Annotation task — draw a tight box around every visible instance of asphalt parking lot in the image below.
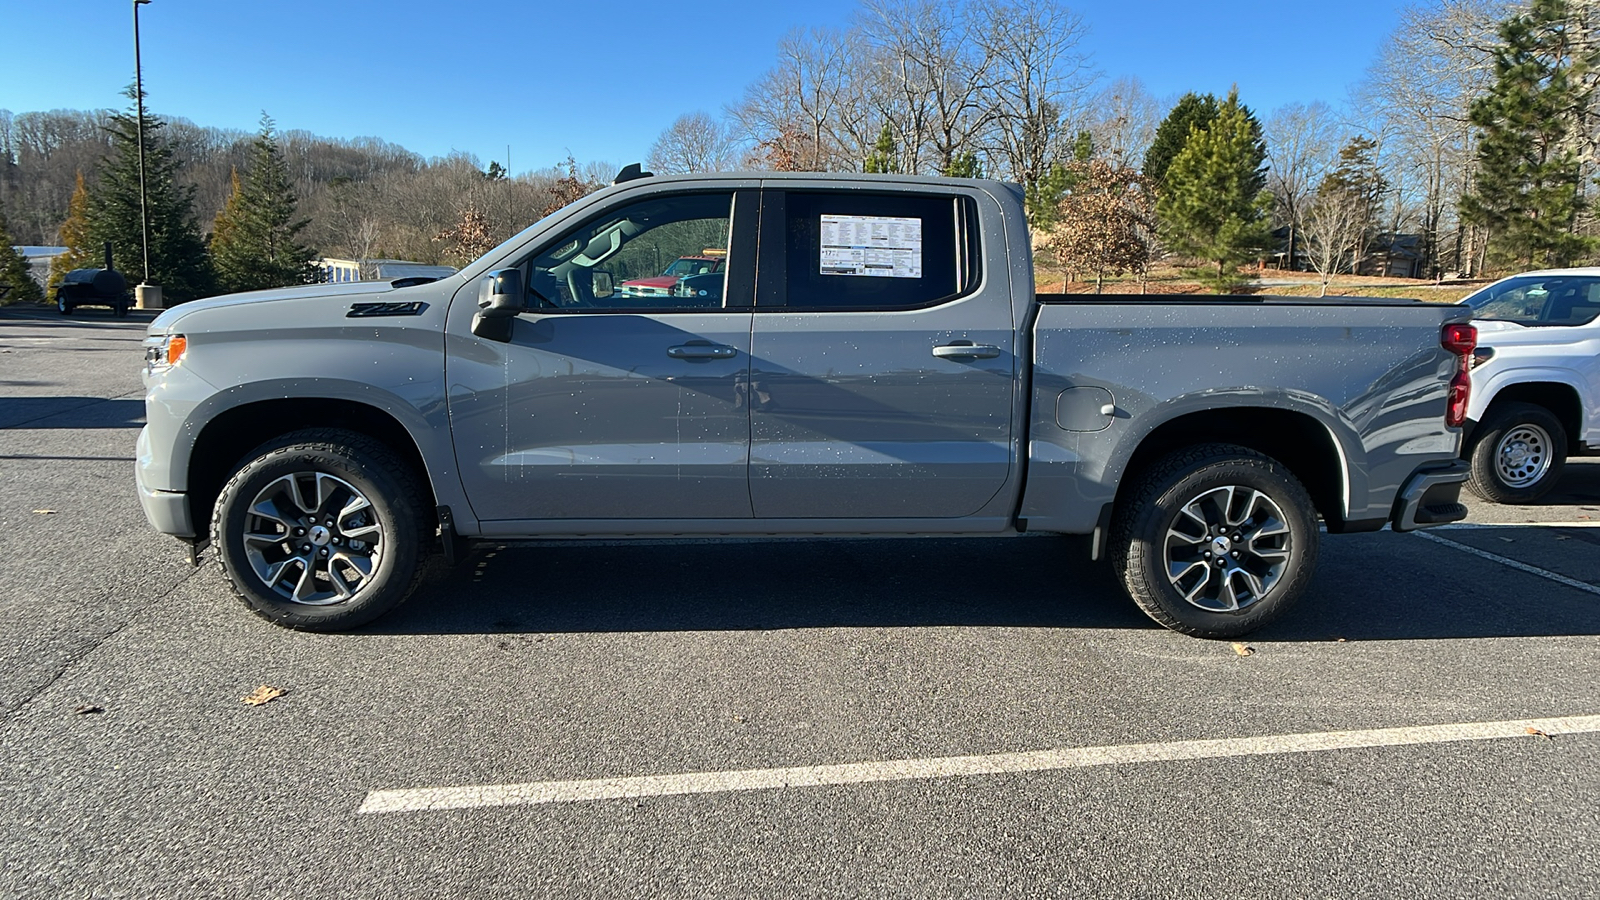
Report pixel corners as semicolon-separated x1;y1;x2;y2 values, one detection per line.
1;307;1596;899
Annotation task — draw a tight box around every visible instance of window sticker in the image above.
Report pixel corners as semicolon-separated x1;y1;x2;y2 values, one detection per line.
819;214;922;278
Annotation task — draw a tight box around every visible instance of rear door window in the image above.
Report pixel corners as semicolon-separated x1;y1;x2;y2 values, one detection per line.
769;191;976;310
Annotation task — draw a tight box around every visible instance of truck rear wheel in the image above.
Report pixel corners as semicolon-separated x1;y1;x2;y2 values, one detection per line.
1465;402;1566;504
57;294;72;316
210;429;430;631
1112;444;1320;638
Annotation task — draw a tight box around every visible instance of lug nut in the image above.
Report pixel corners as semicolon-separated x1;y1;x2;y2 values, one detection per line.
301;544;311;552
294;528;305;536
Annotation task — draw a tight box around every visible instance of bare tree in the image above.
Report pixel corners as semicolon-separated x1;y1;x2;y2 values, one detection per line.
1303;186;1371;295
648;112;743;174
861;0;999;174
731;28;853;171
1084;76;1163;165
1265;101;1344;271
1356;0;1506;276
977;0;1092;188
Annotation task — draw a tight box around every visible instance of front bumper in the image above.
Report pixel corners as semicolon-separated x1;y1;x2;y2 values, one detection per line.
1390;460;1470;532
136;427;195;537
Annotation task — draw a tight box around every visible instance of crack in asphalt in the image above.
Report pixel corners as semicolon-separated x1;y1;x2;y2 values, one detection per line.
0;564;203;723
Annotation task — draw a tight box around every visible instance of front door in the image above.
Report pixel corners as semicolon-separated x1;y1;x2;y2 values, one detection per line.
448;190;757;521
748;187;1016;519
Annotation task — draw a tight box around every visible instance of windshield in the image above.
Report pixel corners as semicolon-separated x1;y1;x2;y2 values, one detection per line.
1465;275;1600;327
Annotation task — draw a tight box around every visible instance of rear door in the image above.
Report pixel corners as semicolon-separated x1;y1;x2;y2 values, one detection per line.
748;186;1016;519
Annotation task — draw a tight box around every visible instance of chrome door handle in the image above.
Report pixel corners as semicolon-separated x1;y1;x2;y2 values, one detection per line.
932;343;1001;360
667;344;738;359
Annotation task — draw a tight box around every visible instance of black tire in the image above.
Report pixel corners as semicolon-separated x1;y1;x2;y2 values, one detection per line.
113;304;129;318
210;429;431;631
1111;443;1320;638
56;294;72;316
1465;402;1567;504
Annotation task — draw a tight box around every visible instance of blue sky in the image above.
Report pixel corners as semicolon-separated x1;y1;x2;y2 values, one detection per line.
2;0;1402;173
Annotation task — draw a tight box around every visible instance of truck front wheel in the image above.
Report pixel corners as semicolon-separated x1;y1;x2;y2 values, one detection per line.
1112;444;1320;638
210;429;430;631
1465;402;1566;504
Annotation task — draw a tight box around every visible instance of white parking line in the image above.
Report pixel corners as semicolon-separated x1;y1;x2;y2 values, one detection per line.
357;714;1600;814
1414;531;1600;598
1436;521;1600;529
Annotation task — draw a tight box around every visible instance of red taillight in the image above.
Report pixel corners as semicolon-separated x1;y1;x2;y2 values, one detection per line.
1442;323;1477;356
1447;370;1470;427
1441;323;1476;427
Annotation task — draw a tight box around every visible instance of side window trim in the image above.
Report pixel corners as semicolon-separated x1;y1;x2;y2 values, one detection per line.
753;188;982;312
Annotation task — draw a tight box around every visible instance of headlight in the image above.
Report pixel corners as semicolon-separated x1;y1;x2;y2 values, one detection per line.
144;333;187;370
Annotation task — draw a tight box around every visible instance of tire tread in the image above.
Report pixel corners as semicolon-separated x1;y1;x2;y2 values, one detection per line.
1111;443;1319;638
208;428;432;630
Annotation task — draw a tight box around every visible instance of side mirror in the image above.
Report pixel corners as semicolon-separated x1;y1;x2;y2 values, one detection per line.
472;268;524;341
592;271;613;299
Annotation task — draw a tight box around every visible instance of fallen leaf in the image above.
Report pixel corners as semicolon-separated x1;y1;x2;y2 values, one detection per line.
1336;637;1348;643
32;509;55;515
242;685;286;706
1526;727;1553;741
74;704;103;715
1231;642;1255;657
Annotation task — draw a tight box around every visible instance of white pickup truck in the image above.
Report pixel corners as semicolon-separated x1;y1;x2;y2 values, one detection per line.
1462;268;1600;502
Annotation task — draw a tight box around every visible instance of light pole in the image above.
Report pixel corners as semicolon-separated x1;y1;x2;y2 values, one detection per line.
132;0;162;309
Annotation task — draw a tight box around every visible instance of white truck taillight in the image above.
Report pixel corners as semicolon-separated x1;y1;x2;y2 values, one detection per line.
1441;323;1476;427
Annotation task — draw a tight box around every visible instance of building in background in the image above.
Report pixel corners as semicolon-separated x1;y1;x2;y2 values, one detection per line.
17;246;66;290
319;258;457;284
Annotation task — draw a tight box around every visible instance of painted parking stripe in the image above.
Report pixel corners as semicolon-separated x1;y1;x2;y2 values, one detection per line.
358;714;1600;814
1436;522;1600;530
1415;531;1600;598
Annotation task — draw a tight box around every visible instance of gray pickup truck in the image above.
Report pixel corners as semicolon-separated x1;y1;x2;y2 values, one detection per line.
137;171;1476;638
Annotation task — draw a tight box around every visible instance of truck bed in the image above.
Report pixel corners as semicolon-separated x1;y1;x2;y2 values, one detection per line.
1020;295;1472;534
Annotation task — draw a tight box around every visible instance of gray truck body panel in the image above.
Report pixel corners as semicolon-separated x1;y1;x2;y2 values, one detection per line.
137;173;1469;544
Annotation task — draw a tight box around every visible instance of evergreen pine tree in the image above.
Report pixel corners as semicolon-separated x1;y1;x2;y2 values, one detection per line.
88;87;214;302
1460;0;1597;270
211;116;318;294
48;172;98;290
1156;90;1273;291
1143;93;1220;188
1026;132;1095;229
864;124;899;174
0;200;44;305
943;151;982;178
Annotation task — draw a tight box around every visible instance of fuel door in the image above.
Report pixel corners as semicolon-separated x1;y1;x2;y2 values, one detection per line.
1056;386;1116;432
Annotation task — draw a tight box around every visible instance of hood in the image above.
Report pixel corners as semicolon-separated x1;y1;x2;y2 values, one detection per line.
621;275;680;288
147;280;400;333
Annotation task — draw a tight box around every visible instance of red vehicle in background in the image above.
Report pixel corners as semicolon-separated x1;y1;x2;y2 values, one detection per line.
619;255;724;299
